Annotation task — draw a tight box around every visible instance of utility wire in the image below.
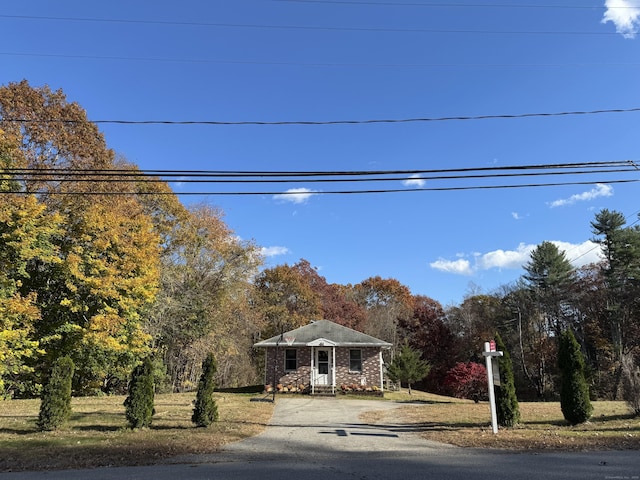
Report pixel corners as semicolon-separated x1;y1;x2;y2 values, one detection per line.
4;160;636;177
275;0;625;9
2;178;638;196
5;52;639;69
4;107;640;126
0;14;623;36
4;167;638;184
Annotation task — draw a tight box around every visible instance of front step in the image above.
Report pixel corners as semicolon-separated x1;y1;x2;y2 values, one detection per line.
310;385;336;397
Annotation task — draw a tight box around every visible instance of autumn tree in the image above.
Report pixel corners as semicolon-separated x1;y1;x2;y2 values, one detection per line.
446;294;506;362
0;129;61;397
444;362;488;402
571;263;615;398
400;295;459;394
354;276;414;350
149;204;262;391
254;260;322;339
0;81;163;394
591;209;640;397
292;259;366;330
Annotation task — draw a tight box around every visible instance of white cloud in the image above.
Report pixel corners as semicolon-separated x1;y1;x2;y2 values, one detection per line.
260;246;290;257
549;183;613;208
430;258;473;275
431;241;604;276
402;174;426;188
477;243;536;270
602;0;640;38
273;188;318;204
512;212;522;220
552;240;605;267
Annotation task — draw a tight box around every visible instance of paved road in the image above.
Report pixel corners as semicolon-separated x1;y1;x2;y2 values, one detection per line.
2;397;639;480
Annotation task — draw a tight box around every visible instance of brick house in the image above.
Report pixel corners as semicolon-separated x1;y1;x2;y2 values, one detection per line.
254;320;392;395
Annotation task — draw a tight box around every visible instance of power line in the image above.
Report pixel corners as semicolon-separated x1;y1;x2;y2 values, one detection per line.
276;0;618;9
3;161;637;197
4;107;640;127
4;160;636;177
0;14;623;36
5;52;639;69
2;178;638;196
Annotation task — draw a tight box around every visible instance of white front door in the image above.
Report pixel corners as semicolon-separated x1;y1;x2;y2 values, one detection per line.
316;349;330;385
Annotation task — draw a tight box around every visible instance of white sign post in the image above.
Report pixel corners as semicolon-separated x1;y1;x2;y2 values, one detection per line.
482;341;503;434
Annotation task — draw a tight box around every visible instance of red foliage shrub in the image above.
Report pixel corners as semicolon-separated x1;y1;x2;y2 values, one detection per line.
443;362;488;402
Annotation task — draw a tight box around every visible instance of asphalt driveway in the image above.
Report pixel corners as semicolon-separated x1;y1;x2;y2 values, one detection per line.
220;396;452;461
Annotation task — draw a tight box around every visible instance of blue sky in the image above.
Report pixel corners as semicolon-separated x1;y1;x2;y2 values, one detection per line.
2;0;640;306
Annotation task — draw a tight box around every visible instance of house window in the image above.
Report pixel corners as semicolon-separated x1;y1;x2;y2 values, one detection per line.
350;349;362;372
285;349;297;371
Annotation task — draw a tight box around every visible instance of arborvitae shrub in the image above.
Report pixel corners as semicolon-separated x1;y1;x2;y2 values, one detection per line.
494;333;520;427
558;330;593;425
192;352;219;427
124;357;155;429
37;356;75;431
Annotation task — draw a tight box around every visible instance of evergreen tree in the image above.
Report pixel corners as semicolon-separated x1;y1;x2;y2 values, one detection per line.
124;357;155;429
37;356;75;431
558;330;593;425
192;353;219;427
523;241;575;337
386;344;431;395
494;333;520;427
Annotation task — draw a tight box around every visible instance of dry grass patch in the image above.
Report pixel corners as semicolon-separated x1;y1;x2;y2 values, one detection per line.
0;393;273;472
364;390;640;451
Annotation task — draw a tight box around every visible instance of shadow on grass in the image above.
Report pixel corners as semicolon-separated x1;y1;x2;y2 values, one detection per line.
0;426;37;435
590;412;638;423
393;399;457;405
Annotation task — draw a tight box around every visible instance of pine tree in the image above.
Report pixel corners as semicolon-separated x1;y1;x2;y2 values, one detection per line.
558;330;593;425
494;333;520;427
124;357;155;429
37;356;75;431
192;353;219;427
386;344;431;395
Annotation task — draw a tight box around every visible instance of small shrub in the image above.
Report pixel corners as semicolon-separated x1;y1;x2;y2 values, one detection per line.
124;357;155;429
494;333;520;427
444;362;488;402
37;356;75;431
386;344;431;395
192;353;219;427
558;330;593;425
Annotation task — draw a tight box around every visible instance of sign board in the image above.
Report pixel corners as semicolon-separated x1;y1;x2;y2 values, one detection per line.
491;357;501;387
489;340;496;352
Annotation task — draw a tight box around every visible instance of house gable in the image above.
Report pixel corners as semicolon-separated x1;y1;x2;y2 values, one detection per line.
254;319;392;349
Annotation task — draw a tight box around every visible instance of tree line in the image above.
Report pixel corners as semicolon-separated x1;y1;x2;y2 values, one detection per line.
1;81;639;411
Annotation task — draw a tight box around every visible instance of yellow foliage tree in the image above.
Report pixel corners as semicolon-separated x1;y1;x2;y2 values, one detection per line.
0;129;61;397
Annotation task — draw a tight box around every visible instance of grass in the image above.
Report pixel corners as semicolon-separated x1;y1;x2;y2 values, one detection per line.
2;390;639;472
0;392;274;472
363;389;640;451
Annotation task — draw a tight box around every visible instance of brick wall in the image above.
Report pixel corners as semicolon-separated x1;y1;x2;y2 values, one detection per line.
264;346;383;388
335;347;382;387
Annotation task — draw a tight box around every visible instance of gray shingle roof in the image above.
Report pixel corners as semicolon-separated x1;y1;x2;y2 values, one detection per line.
253;320;392;348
